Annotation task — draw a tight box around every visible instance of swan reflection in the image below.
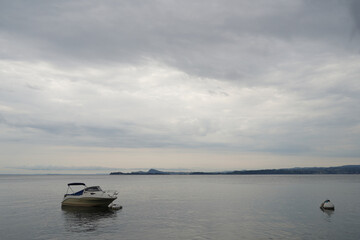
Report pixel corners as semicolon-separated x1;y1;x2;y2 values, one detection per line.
62;206;117;232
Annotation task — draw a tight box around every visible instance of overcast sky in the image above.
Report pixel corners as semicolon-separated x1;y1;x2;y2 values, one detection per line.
1;0;360;173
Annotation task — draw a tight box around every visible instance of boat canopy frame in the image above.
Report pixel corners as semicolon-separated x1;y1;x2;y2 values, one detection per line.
67;182;86;186
65;183;87;197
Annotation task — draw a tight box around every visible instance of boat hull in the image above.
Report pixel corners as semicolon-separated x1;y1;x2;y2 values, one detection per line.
62;197;117;207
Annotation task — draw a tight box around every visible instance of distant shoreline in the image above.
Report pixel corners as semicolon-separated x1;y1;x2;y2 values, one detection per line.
110;165;360;175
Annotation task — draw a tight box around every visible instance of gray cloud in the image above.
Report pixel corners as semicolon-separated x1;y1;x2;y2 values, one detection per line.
350;0;360;36
0;0;359;171
1;1;357;70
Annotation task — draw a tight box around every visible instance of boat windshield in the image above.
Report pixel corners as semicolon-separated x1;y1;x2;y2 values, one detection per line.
84;186;102;192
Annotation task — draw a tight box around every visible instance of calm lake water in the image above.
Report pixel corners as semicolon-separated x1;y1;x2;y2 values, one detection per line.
0;174;359;240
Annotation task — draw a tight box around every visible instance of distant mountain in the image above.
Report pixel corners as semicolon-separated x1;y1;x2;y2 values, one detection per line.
110;169;175;175
109;165;360;175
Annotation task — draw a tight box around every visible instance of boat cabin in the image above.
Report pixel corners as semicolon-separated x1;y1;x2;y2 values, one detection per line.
64;183;103;197
84;186;103;192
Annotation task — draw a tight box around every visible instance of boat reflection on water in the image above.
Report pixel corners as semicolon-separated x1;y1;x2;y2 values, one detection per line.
62;206;117;233
320;208;334;222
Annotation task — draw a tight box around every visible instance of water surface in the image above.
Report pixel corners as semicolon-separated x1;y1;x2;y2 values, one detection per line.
0;175;359;239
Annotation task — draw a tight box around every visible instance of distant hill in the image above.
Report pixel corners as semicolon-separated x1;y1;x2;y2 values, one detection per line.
229;165;360;175
110;165;360;175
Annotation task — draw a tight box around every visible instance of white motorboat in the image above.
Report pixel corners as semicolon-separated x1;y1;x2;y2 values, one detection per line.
62;183;118;207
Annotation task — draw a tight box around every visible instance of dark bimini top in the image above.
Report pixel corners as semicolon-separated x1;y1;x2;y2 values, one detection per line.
67;182;86;186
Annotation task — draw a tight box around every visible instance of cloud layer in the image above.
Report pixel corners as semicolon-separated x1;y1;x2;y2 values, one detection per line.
1;0;360;171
